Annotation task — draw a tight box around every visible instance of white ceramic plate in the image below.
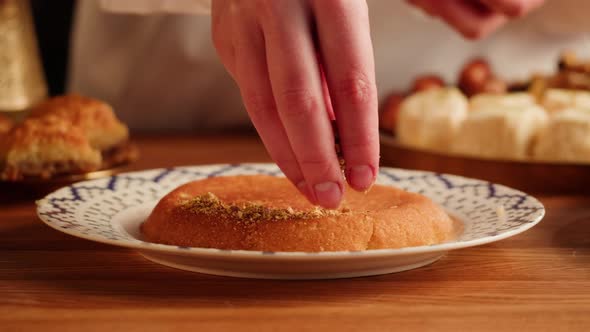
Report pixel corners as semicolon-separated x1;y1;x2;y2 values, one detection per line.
36;163;545;279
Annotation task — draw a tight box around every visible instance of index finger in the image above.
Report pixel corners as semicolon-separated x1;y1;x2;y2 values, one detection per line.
261;1;345;208
479;0;544;17
408;0;507;39
311;0;379;192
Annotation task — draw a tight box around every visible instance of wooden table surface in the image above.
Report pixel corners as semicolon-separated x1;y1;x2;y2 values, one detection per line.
1;135;589;331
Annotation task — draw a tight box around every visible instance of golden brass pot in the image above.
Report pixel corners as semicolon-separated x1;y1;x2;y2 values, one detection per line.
0;0;47;116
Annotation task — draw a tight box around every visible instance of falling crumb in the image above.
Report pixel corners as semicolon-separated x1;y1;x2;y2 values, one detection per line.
334;141;346;174
338;156;346;173
362;184;375;194
496;205;507;225
179;192;351;222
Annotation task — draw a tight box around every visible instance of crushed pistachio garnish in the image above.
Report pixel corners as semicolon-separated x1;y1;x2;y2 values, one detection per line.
335;142;346;173
179;192;349;222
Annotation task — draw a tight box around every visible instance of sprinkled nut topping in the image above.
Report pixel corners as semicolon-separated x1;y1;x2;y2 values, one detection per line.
179;192;349;222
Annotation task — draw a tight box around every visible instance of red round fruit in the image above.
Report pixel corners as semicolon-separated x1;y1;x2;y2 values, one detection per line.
459;58;493;96
379;92;405;133
411;75;445;93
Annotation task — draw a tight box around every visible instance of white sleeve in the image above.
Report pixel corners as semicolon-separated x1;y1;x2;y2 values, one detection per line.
98;0;211;15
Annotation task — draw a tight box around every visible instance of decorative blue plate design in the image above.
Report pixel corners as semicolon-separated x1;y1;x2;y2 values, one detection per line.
36;163;544;258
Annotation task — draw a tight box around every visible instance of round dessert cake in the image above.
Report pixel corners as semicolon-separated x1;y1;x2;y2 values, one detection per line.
141;175;455;252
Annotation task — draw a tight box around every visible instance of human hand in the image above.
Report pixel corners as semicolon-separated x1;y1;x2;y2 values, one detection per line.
408;0;544;39
212;0;378;208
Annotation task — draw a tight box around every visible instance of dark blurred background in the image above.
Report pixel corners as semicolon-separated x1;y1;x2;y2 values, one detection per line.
31;0;75;96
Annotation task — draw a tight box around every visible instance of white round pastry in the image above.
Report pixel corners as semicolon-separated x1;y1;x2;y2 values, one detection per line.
396;88;468;152
470;92;536;112
452;101;548;160
533;108;590;163
542;89;590;113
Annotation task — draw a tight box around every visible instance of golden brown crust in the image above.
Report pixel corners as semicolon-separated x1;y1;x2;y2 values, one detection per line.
0;113;13;135
0;95;135;180
0;115;102;180
142;175;455;252
29;94;129;151
0;114;13;166
100;141;140;169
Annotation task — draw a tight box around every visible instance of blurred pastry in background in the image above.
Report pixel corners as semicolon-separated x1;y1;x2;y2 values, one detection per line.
379;74;446;133
470;93;536;112
452;98;547;160
1;115;102;180
0;114;15;172
28;94;129;151
383;51;590;165
1;94;137;181
534;108;590;163
410;74;445;93
541;89;590;113
397;88;468;153
0;114;13;133
520;51;590;99
552;51;590;91
0;114;13;135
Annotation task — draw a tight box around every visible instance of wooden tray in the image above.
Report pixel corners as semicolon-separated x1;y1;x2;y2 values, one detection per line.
380;133;590;195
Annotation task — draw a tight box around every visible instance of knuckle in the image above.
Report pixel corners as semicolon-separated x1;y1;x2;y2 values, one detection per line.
335;72;376;107
462;26;486;40
506;1;527;17
278;88;317;120
242;91;276;121
274;157;302;179
256;0;283;20
298;157;336;179
315;0;345;11
274;156;299;169
314;0;368;15
508;2;526;17
341;134;378;155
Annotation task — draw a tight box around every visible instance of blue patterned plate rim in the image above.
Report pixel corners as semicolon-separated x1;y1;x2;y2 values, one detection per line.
36;163;545;258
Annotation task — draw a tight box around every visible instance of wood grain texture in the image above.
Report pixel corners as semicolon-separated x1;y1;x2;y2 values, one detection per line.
1;135;589;332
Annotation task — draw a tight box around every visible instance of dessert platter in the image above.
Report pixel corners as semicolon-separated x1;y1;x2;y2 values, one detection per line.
379;52;590;194
36;163;544;279
0;95;138;193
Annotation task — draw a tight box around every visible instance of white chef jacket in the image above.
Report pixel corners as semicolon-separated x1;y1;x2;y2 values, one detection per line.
68;0;590;131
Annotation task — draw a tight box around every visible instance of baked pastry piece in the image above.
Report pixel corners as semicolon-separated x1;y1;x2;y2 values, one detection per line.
0;113;13;135
142;175;456;252
28;94;129;151
397;88;468;152
541;89;590;113
533;108;590;163
0;115;102;180
452;100;548;160
470;92;536;112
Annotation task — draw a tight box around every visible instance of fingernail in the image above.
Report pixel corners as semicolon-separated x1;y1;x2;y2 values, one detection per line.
313;182;342;209
348;165;375;191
